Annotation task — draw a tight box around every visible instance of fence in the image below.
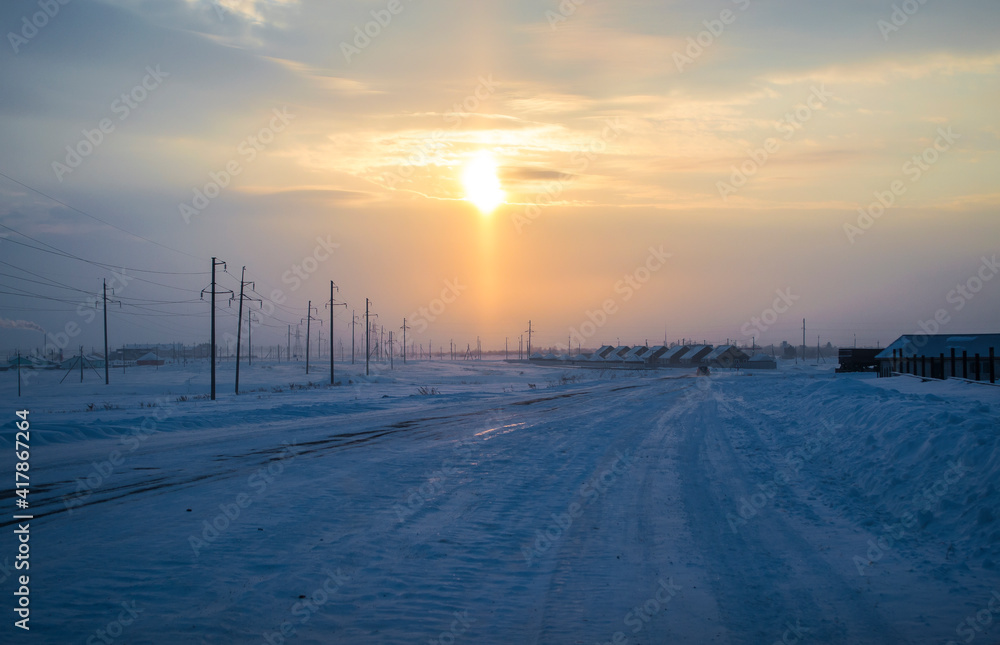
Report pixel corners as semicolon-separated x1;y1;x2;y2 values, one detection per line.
880;347;997;384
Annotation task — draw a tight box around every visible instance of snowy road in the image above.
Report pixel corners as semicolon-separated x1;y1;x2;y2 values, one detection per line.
7;364;1000;643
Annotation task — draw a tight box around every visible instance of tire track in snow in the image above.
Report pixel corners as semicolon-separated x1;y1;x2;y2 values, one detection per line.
675;380;904;643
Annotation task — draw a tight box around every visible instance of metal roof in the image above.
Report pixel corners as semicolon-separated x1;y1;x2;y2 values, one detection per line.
875;334;1000;360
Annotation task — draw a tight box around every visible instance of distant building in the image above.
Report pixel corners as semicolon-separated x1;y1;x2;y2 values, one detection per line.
836;348;881;373
136;352;165;366
593;346;615;359
705;345;749;368
746;354;777;370
656;345;690;367
624;346;649;361
681;345;714;366
876;334;999;382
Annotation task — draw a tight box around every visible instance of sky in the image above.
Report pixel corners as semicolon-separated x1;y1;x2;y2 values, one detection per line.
0;0;998;356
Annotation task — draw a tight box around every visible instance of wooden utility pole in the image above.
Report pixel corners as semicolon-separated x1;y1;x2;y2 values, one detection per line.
326;281;346;385
248;310;256;366
401;318;410;364
235;267;246;393
103;280;110;384
526;321;533;357
200;257;229;400
234;267;260;394
302;301;320;375
802;318;806;364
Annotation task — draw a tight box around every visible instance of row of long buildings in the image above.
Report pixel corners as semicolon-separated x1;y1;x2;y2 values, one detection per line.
527;344;777;369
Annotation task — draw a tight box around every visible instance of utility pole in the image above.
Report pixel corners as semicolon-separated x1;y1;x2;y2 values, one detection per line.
363;299;377;376
400;318;410;364
248;311;259;366
390;331;394;369
802;318;806;364
103;279;109;384
234;267;261;394
325;281;347;385
200;257;230;401
526;321;533;357
302;301;320;375
102;279;120;385
351;310;357;365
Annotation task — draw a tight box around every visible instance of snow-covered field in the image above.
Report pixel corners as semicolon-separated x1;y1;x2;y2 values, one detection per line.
2;359;999;644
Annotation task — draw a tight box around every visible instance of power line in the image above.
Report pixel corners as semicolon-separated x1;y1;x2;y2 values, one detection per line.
0;224;208;275
0;169;205;261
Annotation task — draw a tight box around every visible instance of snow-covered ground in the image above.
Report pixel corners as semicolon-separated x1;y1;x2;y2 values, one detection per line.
2;359;999;643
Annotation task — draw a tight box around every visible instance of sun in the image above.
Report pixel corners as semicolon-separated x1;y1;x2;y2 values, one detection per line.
462;151;505;214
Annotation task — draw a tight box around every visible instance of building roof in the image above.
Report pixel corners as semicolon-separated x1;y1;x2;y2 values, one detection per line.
625;346;649;358
612;346;631;357
644;345;670;359
594;345;615;358
875;334;1000;360
706;345;749;361
137;351;161;361
659;345;689;360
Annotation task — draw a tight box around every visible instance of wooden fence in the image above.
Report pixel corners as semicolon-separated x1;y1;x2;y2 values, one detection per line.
880;346;997;384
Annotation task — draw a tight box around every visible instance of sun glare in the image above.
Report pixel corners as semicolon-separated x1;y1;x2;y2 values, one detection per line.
462;151;505;214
